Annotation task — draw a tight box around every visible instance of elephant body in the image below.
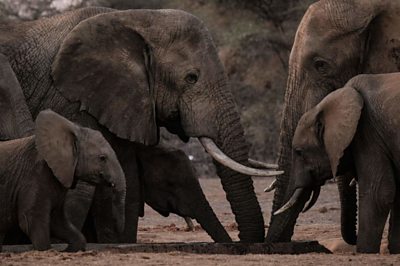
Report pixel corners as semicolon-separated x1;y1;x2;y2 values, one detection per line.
0;110;126;252
0;7;275;243
137;145;232;243
268;0;400;242
282;73;400;253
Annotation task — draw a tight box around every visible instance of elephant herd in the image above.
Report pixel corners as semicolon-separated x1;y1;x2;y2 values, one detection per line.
1;0;400;255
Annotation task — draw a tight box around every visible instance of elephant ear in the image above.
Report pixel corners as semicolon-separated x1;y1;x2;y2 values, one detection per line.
317;87;364;177
51;14;157;145
35;110;79;188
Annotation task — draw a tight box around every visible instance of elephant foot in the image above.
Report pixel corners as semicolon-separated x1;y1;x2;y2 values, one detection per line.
63;242;86;252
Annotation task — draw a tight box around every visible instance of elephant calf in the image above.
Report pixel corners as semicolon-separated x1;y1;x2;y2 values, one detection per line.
275;73;400;253
0;110;126;252
136;145;232;243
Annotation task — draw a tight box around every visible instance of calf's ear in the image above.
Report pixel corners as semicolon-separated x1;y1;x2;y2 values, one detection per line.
35;110;79;188
317;87;364;177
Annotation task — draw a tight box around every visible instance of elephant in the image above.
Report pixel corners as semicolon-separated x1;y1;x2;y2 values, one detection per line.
275;72;400;253
79;145;232;243
0;109;126;252
267;0;400;243
0;7;281;243
137;145;232;242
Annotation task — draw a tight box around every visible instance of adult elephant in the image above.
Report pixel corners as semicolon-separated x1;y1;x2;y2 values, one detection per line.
267;0;400;243
0;7;280;243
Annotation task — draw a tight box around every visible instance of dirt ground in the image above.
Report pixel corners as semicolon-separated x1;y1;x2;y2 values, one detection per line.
1;178;400;265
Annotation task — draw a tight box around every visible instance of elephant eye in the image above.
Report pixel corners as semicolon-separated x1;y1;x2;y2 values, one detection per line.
184;72;199;84
313;58;331;76
294;148;303;157
99;154;107;162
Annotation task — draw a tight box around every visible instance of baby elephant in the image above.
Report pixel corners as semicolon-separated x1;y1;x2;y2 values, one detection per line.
275;73;400;253
0;110;126;252
137;145;232;243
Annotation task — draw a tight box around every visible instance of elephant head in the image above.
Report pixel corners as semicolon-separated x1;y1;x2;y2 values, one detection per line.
268;0;400;242
137;145;231;243
275;86;363;243
35;109;126;234
51;9;281;242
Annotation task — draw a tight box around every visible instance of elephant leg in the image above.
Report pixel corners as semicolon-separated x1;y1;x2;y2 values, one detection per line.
0;231;4;252
388;187;400;254
356;152;395;253
18;212;51;251
0;53;34;138
51;205;86;252
64;181;96;231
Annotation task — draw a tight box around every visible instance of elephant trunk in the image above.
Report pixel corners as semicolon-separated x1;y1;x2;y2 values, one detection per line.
337;173;357;245
193;190;232;243
266;66;311;242
111;171;127;234
212;104;265;242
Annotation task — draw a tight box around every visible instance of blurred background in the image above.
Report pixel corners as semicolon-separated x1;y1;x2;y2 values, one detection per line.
0;0;315;177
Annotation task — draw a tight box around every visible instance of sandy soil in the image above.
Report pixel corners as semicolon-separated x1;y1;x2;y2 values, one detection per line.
1;178;400;265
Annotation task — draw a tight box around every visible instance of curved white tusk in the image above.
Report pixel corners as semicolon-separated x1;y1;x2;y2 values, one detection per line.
349;178;357;187
248;158;279;169
199;137;284;177
302;186;321;213
264;179;277;192
273;188;304;215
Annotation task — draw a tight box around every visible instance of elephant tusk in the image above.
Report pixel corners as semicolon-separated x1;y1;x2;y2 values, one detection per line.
273;188;304;215
302;186;321;213
248;158;279;169
349;178;357;187
199;137;284;177
264;179;277;192
184;217;195;231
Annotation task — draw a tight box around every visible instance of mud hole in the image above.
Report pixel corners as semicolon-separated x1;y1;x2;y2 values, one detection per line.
1;178;400;265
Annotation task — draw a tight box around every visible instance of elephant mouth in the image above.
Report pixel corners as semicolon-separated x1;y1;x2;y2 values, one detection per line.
158;114;190;142
159;112;283;177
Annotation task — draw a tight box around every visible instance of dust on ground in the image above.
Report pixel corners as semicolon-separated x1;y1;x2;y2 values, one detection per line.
1;178;400;265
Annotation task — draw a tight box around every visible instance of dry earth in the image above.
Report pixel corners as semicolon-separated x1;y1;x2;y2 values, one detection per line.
1;178;400;265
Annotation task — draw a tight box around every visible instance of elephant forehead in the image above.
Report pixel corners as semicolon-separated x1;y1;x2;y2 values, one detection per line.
80;129;111;152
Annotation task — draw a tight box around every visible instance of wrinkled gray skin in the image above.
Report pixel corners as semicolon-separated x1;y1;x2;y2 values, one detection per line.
0;110;126;252
287;73;400;253
0;8;263;242
137;145;232;243
268;0;400;243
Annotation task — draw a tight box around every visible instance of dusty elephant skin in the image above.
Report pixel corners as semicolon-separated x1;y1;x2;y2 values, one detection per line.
0;110;126;252
0;7;281;243
279;73;400;253
267;0;400;243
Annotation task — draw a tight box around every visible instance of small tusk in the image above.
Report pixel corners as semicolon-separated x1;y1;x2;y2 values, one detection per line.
199;137;284;177
302;186;321;213
184;217;195;231
274;188;304;215
264;179;277;192
349;178;357;187
248;158;279;169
